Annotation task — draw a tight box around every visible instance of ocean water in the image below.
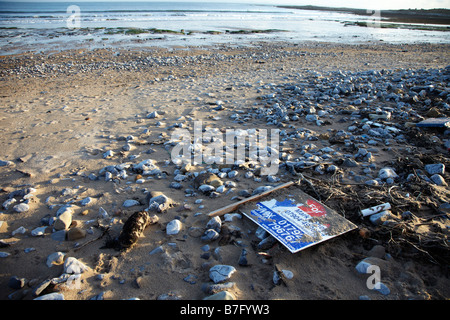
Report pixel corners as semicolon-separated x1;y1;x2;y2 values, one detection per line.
0;1;448;54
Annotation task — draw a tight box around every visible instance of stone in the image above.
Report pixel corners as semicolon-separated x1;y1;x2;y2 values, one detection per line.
64;257;89;274
67;227;86;241
13;203;29;213
3;198;16;210
46;252;65;267
123;199;140;208
53;209;72;231
31;226;47;237
166;219;182;235
147;191;175;212
374;282;390;295
9;276;26;289
430;174;447;186
198;184;215;194
201;229;220;242
425;163;445;175
80;197;92;206
378;168;398;180
209;265;236;283
34;293;65;300
206;216;222;232
369;210;394;225
193;172;223;188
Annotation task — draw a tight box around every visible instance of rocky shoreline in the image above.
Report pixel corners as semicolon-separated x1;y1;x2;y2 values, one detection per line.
0;42;449;300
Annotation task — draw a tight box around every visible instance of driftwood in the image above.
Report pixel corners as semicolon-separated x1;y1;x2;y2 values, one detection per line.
208;181;295;217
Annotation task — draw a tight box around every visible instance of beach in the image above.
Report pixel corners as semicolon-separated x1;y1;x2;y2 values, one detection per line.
0;40;449;301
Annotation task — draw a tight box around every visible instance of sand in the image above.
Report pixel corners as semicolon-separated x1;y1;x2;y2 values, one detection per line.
0;42;449;301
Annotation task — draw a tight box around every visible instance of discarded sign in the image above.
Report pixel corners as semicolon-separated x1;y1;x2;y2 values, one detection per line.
242;189;357;253
416;118;450;128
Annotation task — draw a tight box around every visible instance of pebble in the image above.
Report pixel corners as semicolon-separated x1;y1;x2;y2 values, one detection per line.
53;208;73;231
374;282;391;295
209;265;236;283
46;251;65;267
430;174;447;186
13;203;30;213
31;226;47;237
64;257;89;274
122;199;140;208
34;293;65;300
166;219;182;235
378;168;398;180
67;227;86;241
201;229;220;242
425;163;445;175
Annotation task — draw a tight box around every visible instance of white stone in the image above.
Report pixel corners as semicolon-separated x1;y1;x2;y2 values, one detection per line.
166;219;182;235
209;265;236;284
64;257;89;274
13;203;30;213
47;252;66;267
123;199;140;208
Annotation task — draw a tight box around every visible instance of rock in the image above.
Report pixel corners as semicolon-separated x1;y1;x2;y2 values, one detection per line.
67;227;86;241
378;168;398;180
32;279;53;297
103;150;114;159
203;291;236;300
31;226;47;237
206;216;222;232
46;252;65;267
12;226;26;236
53;209;73;231
209;265;236;283
80;197;92;206
342;159;358;167
13;203;29;213
369;210;395;225
0;160;14;167
198;184;215;194
64;257;89;274
425;163;445;175
3;198;16;210
51;230;66;241
252;185;273;196
123;199;140;208
238;249;248;266
193;172;223;188
9;276;26;289
0;252;11;258
201;229;220;242
166;219;182;235
374;282;390;295
147;191;176;212
430;174;447;186
34;292;65;300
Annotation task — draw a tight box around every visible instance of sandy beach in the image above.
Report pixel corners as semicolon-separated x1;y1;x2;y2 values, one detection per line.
0;41;449;301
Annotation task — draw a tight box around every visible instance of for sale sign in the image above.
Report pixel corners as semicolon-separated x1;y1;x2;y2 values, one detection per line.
243;190;357;253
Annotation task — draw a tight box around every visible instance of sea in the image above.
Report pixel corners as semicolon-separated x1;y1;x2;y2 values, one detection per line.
0;1;449;55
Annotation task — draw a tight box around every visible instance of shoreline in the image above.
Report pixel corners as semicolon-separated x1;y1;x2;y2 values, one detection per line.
0;41;449;301
278;6;450;25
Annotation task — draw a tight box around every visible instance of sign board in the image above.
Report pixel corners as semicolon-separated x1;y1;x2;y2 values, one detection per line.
242;190;357;253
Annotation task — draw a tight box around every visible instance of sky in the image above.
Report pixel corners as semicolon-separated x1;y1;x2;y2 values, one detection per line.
0;0;449;10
